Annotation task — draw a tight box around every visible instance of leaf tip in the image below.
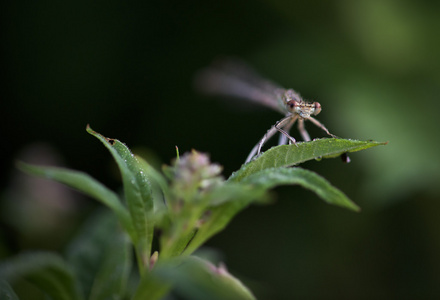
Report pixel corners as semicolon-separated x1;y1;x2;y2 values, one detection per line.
352;205;362;213
175;145;180;160
86;124;95;134
15;160;27;172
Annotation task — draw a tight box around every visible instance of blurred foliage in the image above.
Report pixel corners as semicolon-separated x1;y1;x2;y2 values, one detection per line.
1;0;440;299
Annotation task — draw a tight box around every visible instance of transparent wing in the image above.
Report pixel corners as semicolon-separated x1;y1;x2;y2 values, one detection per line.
194;58;286;114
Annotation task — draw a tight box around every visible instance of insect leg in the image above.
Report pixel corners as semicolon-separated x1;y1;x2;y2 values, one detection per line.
278;115;297;145
307;117;338;138
245;115;296;163
297;118;311;141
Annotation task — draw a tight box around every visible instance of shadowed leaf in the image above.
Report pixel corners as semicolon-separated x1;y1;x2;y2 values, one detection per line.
0;281;20;300
241;167;360;211
66;211;132;300
17;162;134;239
153;256;255;300
0;253;80;300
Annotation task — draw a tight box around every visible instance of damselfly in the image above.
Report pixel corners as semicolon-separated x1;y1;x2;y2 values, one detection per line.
195;59;339;163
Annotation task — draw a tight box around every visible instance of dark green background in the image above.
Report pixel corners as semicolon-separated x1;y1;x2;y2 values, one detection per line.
2;0;440;299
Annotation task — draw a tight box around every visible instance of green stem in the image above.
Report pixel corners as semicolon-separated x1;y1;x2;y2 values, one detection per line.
135;235;153;276
135;245;146;276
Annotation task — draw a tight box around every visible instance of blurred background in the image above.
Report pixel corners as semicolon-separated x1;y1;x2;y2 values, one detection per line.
1;0;440;299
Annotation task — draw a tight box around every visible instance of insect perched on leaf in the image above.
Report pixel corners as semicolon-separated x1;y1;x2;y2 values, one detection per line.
195;59;340;163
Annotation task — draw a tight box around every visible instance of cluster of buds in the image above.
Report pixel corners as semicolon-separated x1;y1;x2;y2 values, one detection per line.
165;150;224;207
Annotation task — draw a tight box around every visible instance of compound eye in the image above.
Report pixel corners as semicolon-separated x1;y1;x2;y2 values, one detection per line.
287;100;298;111
313;102;322;115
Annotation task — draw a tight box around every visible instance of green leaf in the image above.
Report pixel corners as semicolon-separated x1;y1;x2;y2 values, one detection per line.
66;210;132;300
160;183;267;258
17;162;135;240
89;231;132;300
241;167;360;211
182;184;267;256
204;182;269;207
183;138;377;253
132;272;170;300
0;252;80;300
135;155;170;218
87;125;154;271
229;138;387;182
0;280;20;300
153;256;255;300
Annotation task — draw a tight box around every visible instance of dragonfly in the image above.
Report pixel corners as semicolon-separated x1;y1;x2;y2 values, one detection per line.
195;59;342;163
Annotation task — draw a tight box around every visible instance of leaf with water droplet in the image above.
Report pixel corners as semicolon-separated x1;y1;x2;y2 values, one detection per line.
229;138;387;182
87;125;154;270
